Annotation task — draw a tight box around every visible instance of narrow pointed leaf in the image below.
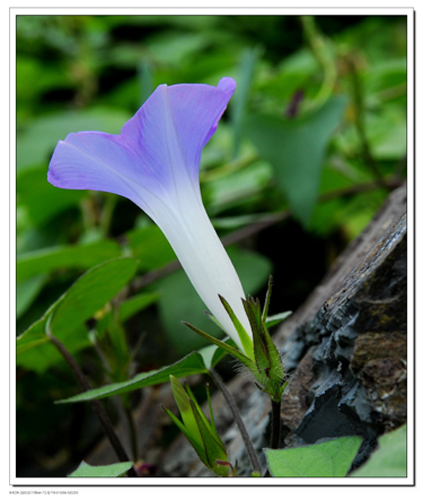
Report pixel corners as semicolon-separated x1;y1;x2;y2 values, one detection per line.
182;321;255;370
17;258;137;373
190;401;228;475
57;352;207;403
162;406;209;467
261;275;273;322
265;311;292;329
170;376;203;447
184;383;217;440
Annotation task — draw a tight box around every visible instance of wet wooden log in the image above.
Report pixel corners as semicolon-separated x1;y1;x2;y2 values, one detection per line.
161;182;407;476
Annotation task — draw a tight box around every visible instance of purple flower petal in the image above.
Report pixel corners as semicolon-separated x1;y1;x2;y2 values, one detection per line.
48;78;236;215
48;131;159;210
120;77;236;186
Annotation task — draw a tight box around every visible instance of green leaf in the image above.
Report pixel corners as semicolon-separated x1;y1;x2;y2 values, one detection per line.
197;344;220;370
17;324;90;375
162;404;210;469
147;31;210;66
118;292;161;322
265;436;362;477
265;311;292;329
245;96;347;226
17;166;85;226
49;258;137;339
190;399;228;475
231;47;260;158
16;275;47;319
205;160;273;215
17;240;123;282
57;352;208;403
69;460;133;478
17;56;70;110
163;404;206;457
367;109;407;161
352;425;407;477
17;258;138;373
17;307;90;375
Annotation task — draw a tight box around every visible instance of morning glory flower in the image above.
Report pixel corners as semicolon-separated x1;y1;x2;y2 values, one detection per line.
48;77;253;352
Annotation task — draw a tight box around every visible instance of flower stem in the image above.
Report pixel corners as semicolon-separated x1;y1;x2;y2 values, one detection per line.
300;15;336;109
124;404;138;463
270;399;282;449
344;53;389;190
208;368;262;475
46;330;138;477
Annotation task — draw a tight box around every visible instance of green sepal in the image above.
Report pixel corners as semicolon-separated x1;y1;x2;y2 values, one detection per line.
243;298;270;374
261;275;273;323
182;321;255;372
243;289;285;402
264;323;284;381
204;311;224;330
218;295;254;360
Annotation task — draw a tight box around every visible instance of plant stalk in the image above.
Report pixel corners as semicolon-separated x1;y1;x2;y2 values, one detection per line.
270;399;282;449
345;54;389;190
208;368;262;475
124;405;139;463
46;330;138;477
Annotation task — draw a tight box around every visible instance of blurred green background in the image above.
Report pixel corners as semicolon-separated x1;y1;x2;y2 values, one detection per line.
16;14;407;476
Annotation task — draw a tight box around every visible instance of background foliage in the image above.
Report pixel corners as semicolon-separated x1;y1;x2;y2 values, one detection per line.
15;14;407;476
